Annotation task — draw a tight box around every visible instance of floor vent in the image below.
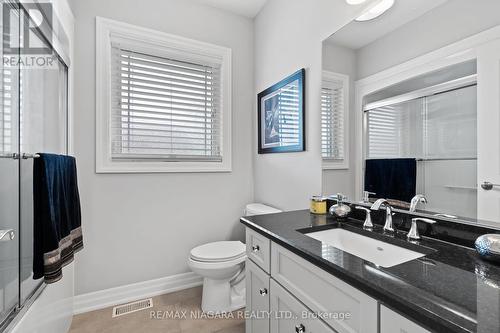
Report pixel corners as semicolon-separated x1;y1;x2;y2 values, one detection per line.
112;298;153;318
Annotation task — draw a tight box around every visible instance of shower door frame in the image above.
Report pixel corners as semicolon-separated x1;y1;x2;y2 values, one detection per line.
0;0;70;331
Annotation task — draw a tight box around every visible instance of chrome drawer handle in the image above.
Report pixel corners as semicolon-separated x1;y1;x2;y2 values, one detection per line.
252;245;260;252
295;324;305;333
259;288;268;296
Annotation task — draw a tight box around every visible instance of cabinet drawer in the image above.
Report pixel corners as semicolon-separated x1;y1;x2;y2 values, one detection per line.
271;243;377;333
246;227;271;273
246;259;270;333
380;306;430;333
270;279;338;333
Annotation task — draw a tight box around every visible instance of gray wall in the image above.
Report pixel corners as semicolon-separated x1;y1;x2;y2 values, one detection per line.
321;42;357;198
253;0;372;211
69;0;254;295
357;0;500;79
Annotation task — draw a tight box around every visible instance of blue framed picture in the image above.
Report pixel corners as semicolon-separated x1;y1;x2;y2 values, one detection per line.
258;69;305;154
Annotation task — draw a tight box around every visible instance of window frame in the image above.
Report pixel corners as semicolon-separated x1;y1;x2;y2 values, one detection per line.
96;17;232;173
321;71;349;170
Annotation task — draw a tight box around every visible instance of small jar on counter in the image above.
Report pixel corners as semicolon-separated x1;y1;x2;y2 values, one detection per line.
310;196;327;214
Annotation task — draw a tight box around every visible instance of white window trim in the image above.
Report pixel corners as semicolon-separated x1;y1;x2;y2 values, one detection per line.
322;71;350;170
95;17;232;173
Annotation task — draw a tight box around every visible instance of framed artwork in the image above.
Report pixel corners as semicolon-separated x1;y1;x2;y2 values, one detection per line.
257;68;305;154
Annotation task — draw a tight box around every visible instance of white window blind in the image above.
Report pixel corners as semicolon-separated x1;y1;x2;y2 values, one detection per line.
321;78;345;160
111;46;222;162
366;85;476;160
0;68;13;153
366;99;422;159
366;106;400;159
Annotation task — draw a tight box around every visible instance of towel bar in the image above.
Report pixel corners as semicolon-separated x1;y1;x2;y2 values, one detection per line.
0;153;40;159
0;153;19;159
21;153;40;159
481;182;500;191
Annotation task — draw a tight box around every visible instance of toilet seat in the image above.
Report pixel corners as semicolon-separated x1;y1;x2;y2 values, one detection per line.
190;241;246;263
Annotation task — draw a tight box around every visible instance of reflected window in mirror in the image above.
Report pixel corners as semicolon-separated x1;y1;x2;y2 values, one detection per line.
321;71;349;169
0;67;16;155
363;64;477;218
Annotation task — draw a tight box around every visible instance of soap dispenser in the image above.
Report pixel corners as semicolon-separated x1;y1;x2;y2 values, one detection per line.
329;193;351;219
363;191;376;203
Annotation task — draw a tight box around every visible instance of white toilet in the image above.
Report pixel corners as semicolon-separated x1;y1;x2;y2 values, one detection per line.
188;203;281;313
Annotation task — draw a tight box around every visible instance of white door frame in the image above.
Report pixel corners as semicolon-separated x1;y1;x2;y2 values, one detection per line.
353;25;500;203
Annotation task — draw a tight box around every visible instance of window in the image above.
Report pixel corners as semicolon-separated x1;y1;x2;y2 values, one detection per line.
365;85;476;160
0;67;14;154
366;99;423;159
96;17;231;173
321;71;349;169
111;48;221;161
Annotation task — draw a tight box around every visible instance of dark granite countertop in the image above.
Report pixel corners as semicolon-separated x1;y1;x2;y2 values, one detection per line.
240;210;500;333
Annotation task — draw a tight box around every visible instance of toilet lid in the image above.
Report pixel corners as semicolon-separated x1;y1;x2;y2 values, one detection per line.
190;241;246;262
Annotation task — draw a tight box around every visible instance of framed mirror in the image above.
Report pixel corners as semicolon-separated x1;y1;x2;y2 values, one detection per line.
321;0;500;225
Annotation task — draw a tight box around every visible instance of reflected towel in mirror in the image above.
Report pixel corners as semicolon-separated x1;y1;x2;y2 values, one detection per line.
364;158;416;203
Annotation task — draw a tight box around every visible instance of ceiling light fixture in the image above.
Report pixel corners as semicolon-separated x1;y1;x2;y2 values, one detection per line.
345;0;368;4
355;0;395;21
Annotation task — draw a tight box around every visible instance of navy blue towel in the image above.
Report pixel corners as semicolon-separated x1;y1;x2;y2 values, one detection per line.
364;158;417;203
33;153;83;283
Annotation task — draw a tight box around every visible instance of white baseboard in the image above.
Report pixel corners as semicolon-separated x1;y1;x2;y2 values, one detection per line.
73;272;202;315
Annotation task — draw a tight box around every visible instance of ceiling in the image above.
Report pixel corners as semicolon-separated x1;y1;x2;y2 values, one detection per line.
189;0;269;18
327;0;449;50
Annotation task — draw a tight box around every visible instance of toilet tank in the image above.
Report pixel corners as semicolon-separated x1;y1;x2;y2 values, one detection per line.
245;203;282;216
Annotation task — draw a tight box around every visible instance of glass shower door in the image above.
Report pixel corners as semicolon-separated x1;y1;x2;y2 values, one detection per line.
19;57;68;304
0;0;20;325
18;8;69;303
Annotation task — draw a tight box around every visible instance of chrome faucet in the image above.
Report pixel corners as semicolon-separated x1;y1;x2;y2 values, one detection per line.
370;199;395;233
407;218;436;241
355;206;373;229
410;194;427;213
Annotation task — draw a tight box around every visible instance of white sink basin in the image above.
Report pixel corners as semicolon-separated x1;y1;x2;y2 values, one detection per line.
305;228;426;268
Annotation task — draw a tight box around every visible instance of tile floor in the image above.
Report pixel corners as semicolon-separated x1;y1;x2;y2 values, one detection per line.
69;287;245;333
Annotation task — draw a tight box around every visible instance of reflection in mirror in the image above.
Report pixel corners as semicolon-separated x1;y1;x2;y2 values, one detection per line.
363;62;477;218
321;0;500;222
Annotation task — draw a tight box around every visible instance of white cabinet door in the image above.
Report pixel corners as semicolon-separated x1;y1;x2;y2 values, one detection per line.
380;306;430;333
270;279;337;333
246;259;270;333
271;243;378;333
477;39;500;222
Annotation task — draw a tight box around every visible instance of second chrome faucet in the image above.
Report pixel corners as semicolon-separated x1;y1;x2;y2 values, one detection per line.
410;194;427;212
370;199;395;233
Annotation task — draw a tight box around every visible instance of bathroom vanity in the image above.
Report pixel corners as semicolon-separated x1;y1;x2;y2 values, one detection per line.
241;2;500;332
241;210;500;333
